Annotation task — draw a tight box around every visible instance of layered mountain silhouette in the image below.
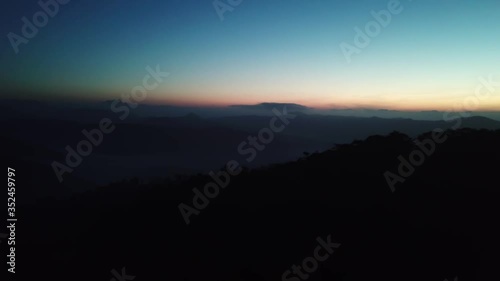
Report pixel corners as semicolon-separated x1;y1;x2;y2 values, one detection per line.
3;100;500;189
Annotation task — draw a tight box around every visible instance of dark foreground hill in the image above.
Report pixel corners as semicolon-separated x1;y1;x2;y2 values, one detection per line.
17;129;500;280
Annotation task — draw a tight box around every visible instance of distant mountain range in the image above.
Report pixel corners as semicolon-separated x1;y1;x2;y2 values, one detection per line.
3;99;500;201
3;99;500;121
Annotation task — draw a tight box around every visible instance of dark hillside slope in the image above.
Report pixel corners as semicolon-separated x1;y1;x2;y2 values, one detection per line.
20;129;500;281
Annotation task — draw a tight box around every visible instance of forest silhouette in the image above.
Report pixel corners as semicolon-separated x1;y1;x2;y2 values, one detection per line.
16;128;500;281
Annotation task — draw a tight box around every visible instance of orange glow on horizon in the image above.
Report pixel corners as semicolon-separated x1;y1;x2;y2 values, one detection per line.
145;95;500;112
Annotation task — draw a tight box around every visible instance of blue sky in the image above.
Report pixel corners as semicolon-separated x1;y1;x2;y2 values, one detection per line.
1;0;499;110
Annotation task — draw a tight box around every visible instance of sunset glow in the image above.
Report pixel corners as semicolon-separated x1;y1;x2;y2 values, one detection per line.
2;0;499;111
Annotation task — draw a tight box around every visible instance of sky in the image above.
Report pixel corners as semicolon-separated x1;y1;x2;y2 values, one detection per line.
1;0;500;110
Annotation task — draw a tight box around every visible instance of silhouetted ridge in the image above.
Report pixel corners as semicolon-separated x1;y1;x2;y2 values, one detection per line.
19;129;500;281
